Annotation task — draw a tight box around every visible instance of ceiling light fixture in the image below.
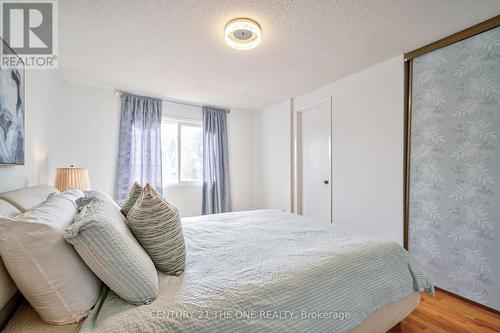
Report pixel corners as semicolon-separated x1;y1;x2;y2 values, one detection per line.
224;18;261;50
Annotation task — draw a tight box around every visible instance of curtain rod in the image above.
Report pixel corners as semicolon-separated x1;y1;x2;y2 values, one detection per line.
114;89;230;113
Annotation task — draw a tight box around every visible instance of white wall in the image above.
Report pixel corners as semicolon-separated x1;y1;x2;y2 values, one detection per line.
259;55;404;244
258;99;292;212
60;81;121;195
0;70;64;193
299;55;404;244
57;85;260;217
2;55;404;243
334;56;403;244
228;109;260;212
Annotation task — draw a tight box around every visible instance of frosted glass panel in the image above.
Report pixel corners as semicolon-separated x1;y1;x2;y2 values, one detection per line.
408;26;500;310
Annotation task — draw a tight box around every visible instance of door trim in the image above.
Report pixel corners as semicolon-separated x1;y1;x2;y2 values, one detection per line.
292;97;333;222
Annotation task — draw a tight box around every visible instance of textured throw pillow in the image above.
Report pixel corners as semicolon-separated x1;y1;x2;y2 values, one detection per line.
64;195;159;305
120;182;143;215
0;188;101;325
126;184;186;275
76;190;121;211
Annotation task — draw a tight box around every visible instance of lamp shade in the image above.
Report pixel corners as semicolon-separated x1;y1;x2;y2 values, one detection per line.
55;167;91;192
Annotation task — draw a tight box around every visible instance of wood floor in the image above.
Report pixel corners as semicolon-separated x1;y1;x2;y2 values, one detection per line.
387;290;500;333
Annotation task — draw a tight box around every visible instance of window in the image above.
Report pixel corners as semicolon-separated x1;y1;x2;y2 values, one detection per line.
161;118;203;185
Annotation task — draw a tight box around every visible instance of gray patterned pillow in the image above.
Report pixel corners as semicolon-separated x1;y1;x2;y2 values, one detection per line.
76;190;120;211
64;196;159;305
126;184;186;275
121;182;143;215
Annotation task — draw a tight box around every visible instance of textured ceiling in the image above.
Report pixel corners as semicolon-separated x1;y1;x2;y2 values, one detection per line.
59;1;500;110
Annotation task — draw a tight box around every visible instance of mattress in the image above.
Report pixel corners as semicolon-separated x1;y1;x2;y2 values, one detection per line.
2;293;420;333
3;210;433;332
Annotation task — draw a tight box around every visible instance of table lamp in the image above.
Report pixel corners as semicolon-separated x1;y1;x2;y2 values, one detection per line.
54;166;91;192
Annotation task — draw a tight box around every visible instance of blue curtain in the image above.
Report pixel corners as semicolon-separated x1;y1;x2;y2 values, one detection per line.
202;106;231;215
115;94;163;203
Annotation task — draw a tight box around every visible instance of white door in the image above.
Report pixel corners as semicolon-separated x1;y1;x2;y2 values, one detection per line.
299;100;332;222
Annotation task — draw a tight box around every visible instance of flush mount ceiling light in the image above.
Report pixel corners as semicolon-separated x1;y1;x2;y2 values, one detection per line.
224;18;261;50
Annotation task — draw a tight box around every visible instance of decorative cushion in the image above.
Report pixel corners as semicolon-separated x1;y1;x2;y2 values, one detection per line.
126;184;186;275
0;185;58;212
120;182;143;215
0;200;22;320
76;190;120;211
0;258;17;310
64;195;159;305
0;199;21;218
0;188;101;325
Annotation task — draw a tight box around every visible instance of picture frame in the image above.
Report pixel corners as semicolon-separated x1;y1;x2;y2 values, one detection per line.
0;36;25;165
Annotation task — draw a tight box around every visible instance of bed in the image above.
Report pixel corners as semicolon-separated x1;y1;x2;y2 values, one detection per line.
0;185;433;333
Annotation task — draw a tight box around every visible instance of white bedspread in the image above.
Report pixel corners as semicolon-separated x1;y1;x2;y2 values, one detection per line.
80;210;433;333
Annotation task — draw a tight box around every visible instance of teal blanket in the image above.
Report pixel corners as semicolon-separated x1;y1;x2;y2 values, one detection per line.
81;210;434;333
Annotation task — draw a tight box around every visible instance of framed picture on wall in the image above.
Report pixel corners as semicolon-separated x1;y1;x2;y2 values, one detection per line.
0;37;25;165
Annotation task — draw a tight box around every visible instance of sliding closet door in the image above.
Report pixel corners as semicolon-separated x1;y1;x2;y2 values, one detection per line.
408;26;500;311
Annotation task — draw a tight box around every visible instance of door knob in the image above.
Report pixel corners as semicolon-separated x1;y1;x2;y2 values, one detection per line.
324;180;329;184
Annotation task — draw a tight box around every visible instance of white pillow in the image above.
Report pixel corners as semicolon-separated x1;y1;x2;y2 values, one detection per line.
0;188;101;325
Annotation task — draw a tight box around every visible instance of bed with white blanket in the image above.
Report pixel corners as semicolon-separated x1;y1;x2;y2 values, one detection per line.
0;186;434;333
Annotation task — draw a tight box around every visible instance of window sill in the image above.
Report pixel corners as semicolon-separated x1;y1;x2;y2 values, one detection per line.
164;182;202;189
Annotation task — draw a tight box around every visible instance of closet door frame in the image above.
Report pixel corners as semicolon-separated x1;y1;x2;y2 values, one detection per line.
403;15;500;314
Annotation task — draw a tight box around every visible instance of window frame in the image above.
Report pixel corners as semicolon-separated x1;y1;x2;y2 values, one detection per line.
162;116;203;187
